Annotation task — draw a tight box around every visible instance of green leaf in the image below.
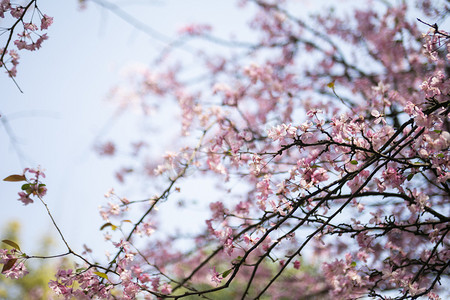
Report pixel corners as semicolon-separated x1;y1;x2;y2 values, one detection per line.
1;258;17;273
2;239;20;251
433;130;442;133
327;81;335;89
350;261;357;267
407;173;414;181
350;160;358;165
232;256;243;265
437;153;444;158
3;175;26;182
93;271;109;280
21;183;30;191
222;269;233;278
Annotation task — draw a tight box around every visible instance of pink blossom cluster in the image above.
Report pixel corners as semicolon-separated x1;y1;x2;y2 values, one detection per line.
95;141;116;156
0;0;53;77
322;253;368;299
85;2;448;296
3;0;450;299
267;123;297;142
48;269;113;299
15;167;47;205
0;248;28;279
99;189;129;222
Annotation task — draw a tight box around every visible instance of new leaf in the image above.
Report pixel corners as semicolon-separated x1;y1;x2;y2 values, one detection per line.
3;175;26;182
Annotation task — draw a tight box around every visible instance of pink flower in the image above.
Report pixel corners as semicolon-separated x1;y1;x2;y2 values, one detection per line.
371;110;386;124
310;168;329;184
300;167;329;187
18;191;33;205
96;141;116;156
293;260;301;269
56;269;74;286
7;66;17;77
35;34;48;50
24;23;38;31
138;273;151;283
10;6;24;18
151;277;160;291
256;174;272;210
160;282;172;295
120;269;132;282
25;167;46;179
0;249;9;263
40;15;53;30
217;227;234;255
48;280;73;296
3;261;29;279
14;40;27;50
382;167;405;189
306;109;323;118
267;124;297;141
235;201;249;215
205;219;216;235
0;0;11;18
243;233;252;244
210;267;223;285
210;201;226;219
123;281;140;299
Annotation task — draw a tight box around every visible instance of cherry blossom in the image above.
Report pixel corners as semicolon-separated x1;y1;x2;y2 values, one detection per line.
0;0;53;79
2;0;449;299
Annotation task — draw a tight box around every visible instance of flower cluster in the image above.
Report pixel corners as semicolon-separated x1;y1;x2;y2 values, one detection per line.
0;0;53;77
0;247;28;279
3;0;450;299
48;269;113;299
4;167;47;205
